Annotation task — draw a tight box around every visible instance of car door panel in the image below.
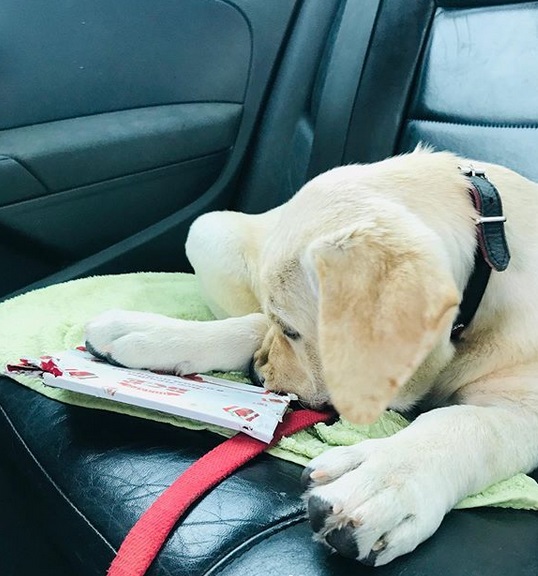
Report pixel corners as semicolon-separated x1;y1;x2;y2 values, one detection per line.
0;0;300;298
0;0;251;127
0;150;228;260
0;104;242;193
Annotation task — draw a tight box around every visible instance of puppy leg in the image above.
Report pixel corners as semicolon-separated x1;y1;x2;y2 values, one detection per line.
85;209;278;373
85;310;268;374
302;369;538;566
186;209;279;319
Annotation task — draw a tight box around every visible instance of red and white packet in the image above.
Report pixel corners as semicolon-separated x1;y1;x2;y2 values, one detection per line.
5;348;296;443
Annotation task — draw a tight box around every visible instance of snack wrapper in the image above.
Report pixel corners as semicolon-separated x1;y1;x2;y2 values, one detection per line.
5;348;295;443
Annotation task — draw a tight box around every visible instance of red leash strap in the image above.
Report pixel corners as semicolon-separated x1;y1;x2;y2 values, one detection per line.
107;409;333;576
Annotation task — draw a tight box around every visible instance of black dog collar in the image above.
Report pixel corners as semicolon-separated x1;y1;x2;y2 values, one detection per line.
451;166;510;341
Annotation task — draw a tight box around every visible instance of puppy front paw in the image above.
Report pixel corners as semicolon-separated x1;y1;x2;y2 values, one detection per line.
84;309;193;373
302;439;448;566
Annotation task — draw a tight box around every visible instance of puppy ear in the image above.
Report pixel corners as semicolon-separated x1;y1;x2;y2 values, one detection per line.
309;220;459;424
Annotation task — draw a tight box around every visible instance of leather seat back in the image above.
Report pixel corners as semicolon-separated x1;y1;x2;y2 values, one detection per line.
345;0;538;181
238;0;538;215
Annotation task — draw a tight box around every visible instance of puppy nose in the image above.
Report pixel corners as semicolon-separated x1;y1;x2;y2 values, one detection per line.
248;358;265;387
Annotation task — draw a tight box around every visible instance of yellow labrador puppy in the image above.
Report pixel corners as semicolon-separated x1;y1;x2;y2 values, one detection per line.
85;148;538;566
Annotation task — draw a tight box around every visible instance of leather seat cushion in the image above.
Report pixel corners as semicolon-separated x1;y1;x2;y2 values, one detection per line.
1;376;538;576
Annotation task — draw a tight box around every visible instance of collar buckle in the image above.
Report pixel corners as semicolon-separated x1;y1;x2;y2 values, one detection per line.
459;164;486;178
474;215;507;225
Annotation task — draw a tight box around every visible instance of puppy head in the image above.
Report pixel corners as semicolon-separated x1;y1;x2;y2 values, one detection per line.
254;199;460;423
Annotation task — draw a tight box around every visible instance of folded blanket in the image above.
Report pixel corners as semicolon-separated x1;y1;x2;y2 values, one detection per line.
1;272;537;511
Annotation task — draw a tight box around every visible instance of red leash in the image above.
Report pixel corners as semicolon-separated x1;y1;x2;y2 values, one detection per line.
107;409;333;576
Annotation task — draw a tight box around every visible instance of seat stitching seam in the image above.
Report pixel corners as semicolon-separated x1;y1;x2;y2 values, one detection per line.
408;117;538;130
205;512;308;576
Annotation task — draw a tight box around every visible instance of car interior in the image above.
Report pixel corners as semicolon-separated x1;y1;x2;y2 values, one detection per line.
1;0;537;575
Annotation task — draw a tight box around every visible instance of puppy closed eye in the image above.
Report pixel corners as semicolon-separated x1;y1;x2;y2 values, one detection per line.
282;326;301;341
267;310;301;340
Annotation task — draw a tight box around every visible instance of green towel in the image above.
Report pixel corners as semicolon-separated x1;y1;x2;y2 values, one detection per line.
1;272;537;511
